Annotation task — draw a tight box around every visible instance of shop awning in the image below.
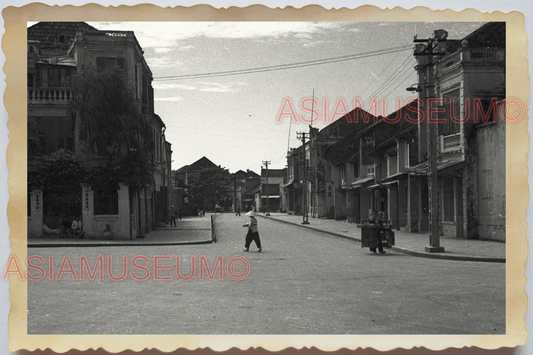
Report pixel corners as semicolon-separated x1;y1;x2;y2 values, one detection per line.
350;176;374;188
407;156;466;176
380;171;408;183
366;181;398;190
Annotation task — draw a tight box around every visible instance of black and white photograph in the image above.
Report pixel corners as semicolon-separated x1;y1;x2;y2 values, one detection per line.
2;2;530;354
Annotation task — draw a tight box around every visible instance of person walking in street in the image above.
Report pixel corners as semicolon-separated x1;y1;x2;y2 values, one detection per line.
235;205;241;216
243;210;262;252
178;207;182;220
170;205;177;227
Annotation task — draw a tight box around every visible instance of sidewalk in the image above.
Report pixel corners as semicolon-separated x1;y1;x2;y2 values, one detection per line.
27;216;214;248
257;213;505;263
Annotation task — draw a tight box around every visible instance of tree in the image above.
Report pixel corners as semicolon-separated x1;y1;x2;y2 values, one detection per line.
67;66;154;189
187;168;232;209
28;149;86;190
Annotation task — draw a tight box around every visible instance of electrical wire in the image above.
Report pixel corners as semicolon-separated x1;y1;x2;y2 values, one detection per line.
362;54;416;107
356;40;413;99
153;45;412;81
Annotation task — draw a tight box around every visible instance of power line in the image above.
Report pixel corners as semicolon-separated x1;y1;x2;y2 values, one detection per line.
356;40;413;99
153;45;412;81
362;54;415;106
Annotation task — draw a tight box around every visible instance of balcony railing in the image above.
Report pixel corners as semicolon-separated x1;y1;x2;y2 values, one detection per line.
437;48;505;73
28;87;73;103
469;48;505;62
440;133;461;153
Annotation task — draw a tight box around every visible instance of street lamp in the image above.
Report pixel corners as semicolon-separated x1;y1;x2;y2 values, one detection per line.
406;84;423;93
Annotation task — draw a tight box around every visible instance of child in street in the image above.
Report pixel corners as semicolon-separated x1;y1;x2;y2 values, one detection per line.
242;210;262;252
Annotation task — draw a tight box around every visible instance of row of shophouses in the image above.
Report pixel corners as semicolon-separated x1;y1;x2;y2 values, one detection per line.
281;22;506;241
27;22;173;239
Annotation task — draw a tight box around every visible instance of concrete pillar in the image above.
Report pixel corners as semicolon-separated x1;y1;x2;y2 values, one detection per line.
28;189;43;237
118;183;131;240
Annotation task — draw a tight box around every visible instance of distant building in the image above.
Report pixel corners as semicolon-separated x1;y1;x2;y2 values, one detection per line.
254;167;286;213
174;156;232;214
232;169;260;212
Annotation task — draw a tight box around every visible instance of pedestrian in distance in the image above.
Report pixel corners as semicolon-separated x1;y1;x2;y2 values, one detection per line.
71;216;84;239
170;205;177;227
243;210;262;252
235;205;241;216
370;210;386;255
60;215;71;238
103;223;114;240
178;207;182;220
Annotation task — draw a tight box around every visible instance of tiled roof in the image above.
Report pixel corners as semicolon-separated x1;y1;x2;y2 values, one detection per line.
28;22;98;52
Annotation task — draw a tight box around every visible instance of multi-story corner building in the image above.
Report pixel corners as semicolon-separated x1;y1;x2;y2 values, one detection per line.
408;22;506;240
27;22;172;239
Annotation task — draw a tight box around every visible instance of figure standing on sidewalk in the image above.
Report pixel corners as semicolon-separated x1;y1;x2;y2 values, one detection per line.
370;210;386;254
243;210;262;252
235;205;241;216
170;205;177;227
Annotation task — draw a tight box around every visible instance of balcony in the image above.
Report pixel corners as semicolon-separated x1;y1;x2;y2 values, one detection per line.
28;87;73;104
439;133;462;153
437;48;505;74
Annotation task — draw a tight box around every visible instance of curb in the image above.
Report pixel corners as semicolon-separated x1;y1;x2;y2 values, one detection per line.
211;215;217;243
258;215;505;263
27;239;214;248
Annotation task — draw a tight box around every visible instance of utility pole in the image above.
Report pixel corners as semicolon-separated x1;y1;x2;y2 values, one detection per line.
413;31;446;252
297;131;310;224
262;160;271;216
233;173;237;213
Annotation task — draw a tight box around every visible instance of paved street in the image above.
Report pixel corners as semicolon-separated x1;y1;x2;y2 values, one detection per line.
27;214;505;335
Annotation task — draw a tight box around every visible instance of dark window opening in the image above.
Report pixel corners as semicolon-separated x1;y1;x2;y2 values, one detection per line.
94;188;119;215
442;177;455;222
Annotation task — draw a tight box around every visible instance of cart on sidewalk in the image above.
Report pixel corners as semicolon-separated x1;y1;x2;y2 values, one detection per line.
357;223;395;250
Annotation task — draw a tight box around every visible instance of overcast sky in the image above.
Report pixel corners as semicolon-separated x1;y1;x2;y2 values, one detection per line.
86;21;484;173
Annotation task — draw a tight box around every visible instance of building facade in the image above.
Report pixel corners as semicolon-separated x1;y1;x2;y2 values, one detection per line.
284;23;505;241
27;22;172;239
